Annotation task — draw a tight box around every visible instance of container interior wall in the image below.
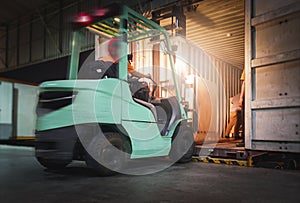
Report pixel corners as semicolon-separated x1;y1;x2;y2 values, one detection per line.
191;47;242;143
133;36;242;143
245;0;300;153
185;0;245;70
173;37;242;142
183;0;244;143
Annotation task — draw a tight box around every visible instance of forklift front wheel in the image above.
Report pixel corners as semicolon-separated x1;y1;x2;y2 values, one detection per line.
169;126;195;163
85;132;131;176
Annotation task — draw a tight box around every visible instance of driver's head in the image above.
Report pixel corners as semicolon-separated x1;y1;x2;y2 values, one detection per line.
108;38;121;61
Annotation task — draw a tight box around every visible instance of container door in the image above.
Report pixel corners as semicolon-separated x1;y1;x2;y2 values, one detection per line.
245;0;300;152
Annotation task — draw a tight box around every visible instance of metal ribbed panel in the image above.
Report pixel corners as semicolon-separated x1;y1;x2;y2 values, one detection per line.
186;0;244;69
189;41;242;139
135;36;242;139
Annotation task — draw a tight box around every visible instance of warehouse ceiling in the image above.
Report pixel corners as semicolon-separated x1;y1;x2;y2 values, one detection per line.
0;0;61;25
0;0;184;24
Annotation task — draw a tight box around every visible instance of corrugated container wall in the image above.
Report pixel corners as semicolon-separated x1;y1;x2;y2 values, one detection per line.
162;37;242;142
185;0;245;69
183;0;244;141
133;36;242;141
245;0;300;152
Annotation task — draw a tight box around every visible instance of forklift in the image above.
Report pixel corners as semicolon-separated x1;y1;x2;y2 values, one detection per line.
35;3;195;176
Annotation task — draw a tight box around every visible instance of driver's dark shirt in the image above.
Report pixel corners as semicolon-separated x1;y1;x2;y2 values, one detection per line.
78;60;118;79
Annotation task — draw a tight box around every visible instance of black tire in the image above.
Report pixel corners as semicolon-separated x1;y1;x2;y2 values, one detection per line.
85;132;131;176
36;157;70;170
169;125;195;163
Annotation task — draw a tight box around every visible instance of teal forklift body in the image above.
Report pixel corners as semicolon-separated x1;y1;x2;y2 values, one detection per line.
37;78;174;158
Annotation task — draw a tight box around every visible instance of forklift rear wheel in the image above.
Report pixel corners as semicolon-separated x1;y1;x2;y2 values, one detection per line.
85;132;131;176
36;157;70;170
170;126;195;163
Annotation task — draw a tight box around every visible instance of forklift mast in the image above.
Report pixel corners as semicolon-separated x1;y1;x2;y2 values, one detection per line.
68;3;186;119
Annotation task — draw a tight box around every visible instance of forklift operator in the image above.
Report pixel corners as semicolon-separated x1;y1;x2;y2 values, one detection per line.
79;38;150;80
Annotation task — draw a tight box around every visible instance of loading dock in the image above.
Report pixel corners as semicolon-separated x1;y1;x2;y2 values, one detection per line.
0;0;299;201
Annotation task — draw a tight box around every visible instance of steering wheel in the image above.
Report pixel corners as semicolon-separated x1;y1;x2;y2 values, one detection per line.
128;75;157;99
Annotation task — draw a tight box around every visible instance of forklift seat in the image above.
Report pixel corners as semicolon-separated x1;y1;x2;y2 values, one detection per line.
151;96;181;136
133;98;157;121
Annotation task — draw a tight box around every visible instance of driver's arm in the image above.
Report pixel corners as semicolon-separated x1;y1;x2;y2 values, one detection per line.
128;61;151;78
130;71;151;79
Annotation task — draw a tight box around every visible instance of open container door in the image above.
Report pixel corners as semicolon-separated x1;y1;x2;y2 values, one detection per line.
245;0;300;153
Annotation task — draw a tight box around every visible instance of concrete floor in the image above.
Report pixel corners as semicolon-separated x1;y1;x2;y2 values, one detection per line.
0;145;299;203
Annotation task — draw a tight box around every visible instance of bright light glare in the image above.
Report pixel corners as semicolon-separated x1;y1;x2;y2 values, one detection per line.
186;74;195;85
75;13;92;24
94;8;108;16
